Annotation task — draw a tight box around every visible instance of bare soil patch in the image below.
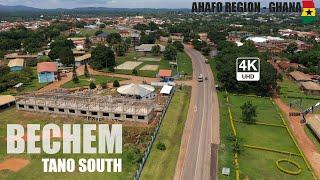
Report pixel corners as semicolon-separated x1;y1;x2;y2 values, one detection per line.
0;158;30;172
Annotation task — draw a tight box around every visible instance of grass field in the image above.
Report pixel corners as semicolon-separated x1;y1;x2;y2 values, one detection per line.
218;93;314;179
140;87;191;180
279;78;320;110
0;108;153;180
105;51;192;78
61;75;126;89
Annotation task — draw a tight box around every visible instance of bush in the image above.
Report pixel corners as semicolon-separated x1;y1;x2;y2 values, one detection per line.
132;69;138;75
113;80;120;87
89;81;96;89
156;142;166;151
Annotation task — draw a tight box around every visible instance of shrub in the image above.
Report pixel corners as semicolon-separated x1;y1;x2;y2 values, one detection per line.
156;142;166;151
100;82;108;89
89;81;96;89
113;80;120;87
132;69;138;75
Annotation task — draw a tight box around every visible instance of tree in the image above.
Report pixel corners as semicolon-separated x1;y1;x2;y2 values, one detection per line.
72;65;79;83
202;46;211;56
0;66;10;76
89;81;96;89
106;33;122;45
286;43;298;54
90;45;115;70
151;45;161;56
240;101;257;124
139;34;156;44
59;47;75;66
163;45;177;60
84;63;90;77
113;80;120;87
172;41;184;52
95;30;104;36
114;44;126;56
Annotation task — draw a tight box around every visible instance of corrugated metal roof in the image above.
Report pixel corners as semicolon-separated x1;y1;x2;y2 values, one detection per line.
8;58;24;67
37;62;58;73
117;83;155;97
0;95;15;106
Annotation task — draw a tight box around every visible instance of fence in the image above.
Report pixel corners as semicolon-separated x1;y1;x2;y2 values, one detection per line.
133;87;176;180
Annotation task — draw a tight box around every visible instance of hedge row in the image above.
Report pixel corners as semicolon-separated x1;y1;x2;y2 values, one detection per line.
244;144;301;157
233;120;286;128
276;159;302;175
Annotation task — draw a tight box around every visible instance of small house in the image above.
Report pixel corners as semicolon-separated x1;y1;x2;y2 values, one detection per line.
75;53;91;67
96;32;108;42
37;62;58;83
300;81;320;96
8;58;24;72
158;69;173;82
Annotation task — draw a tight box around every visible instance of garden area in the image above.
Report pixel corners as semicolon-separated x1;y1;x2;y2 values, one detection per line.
218;92;315;179
61;75;126;89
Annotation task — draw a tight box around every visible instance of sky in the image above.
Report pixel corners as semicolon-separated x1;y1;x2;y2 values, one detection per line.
0;0;319;9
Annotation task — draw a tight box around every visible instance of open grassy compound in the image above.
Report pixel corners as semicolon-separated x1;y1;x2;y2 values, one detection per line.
218;93;315;179
279;78;320;111
61;75;126;89
0;108;155;180
107;51;192;78
140;87;191;180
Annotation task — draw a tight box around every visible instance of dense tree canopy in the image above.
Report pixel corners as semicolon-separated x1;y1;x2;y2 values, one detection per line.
215;41;277;96
90;45;115;70
163;44;177;60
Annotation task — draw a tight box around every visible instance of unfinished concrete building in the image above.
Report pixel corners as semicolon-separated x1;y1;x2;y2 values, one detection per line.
15;92;154;122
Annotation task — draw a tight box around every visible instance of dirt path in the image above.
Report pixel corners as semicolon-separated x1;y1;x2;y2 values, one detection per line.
38;66;85;92
273;97;320;177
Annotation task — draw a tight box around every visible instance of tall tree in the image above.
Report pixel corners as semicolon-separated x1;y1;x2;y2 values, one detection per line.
151;45;161;56
59;47;75;67
163;45;177;60
90;45;115;70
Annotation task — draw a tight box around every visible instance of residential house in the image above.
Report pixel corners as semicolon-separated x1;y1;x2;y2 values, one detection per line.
300;81;320;96
37;62;58;83
96;32;108;42
158;69;173;82
8;58;24;72
75;53;91;67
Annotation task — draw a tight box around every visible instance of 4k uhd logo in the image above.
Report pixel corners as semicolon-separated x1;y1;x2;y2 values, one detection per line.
236;57;260;82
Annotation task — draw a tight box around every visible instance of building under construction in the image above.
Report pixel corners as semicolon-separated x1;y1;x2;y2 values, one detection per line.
15;91;155;122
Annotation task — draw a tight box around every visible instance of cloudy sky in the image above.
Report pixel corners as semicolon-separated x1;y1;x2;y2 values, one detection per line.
0;0;319;9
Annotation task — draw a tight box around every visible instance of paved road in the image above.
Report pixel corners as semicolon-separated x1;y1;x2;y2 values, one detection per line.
175;45;220;180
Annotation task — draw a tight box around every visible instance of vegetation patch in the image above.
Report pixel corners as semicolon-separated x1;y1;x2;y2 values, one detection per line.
61;75;126;89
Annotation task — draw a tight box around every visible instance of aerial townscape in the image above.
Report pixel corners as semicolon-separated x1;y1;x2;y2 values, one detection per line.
0;2;320;180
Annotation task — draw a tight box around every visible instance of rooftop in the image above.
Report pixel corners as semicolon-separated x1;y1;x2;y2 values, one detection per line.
159;69;172;77
289;71;312;81
0;95;15;106
37;62;58;73
301;81;320;91
8;58;24;67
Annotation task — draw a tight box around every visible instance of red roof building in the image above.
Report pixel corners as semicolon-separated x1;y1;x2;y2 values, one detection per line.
159;69;172;77
37;62;58;73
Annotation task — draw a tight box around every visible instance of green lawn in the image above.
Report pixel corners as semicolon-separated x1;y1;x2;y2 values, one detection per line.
140;87;191;180
226;94;314;179
279;78;320;110
0;108;152;180
217;92;236;180
61;75;126;89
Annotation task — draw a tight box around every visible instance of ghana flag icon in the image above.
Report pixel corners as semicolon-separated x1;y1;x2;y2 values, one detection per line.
301;0;317;24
